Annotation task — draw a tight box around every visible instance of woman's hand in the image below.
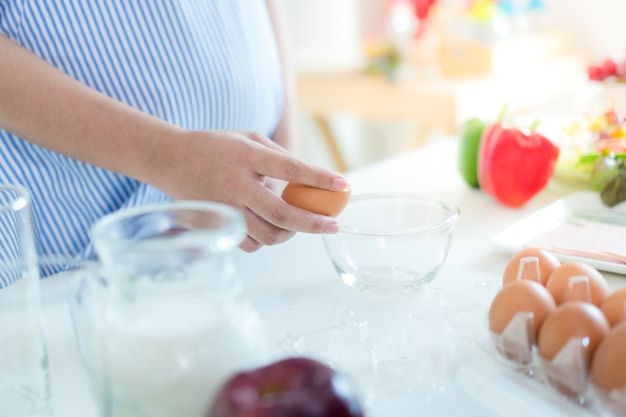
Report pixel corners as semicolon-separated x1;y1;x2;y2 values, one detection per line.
152;129;349;252
0;36;347;252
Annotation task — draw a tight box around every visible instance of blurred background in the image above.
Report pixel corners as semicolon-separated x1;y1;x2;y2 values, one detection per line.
280;0;626;171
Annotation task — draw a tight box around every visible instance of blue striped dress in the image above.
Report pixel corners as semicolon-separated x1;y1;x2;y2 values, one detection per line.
0;1;284;266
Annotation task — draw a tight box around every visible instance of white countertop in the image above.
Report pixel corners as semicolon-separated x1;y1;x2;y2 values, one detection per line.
43;137;625;417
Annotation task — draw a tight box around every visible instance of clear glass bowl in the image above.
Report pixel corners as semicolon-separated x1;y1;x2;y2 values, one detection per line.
322;194;459;292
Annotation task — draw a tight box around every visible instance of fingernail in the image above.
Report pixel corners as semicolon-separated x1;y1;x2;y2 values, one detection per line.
332;177;350;191
326;221;340;234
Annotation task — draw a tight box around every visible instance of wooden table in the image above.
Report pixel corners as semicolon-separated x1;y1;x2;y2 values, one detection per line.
297;71;456;171
296;53;584;171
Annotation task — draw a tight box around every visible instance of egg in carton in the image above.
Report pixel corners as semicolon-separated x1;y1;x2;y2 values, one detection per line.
590;320;626;417
489;248;626;415
488;255;556;372
536;301;610;404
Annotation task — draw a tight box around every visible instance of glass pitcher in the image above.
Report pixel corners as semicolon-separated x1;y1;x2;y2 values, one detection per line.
70;201;268;417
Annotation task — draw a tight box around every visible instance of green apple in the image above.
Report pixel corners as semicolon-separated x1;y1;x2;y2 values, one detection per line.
458;117;485;189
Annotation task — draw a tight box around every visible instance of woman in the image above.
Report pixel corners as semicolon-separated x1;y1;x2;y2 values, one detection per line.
0;0;348;258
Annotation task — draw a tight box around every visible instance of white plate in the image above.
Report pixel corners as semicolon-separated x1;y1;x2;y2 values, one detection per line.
491;191;626;275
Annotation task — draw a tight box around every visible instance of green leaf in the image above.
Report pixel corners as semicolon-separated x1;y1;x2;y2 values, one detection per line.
601;170;626;207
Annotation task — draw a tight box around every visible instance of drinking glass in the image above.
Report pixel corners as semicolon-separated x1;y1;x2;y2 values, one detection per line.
0;184;51;417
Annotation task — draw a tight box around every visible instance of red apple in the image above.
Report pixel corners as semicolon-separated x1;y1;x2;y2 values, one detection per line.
207;357;365;417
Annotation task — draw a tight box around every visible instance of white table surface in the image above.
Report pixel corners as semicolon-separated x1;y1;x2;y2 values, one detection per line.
42;137;626;417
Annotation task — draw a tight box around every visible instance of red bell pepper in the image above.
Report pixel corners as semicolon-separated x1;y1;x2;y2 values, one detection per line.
478;120;560;208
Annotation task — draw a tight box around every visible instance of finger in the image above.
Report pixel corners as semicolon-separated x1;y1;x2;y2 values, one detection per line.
247;146;349;192
237;130;288;153
242;207;296;246
263;177;288;196
245;186;339;235
240;235;263;253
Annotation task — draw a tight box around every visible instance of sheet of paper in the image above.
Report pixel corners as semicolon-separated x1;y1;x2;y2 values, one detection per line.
526;221;626;264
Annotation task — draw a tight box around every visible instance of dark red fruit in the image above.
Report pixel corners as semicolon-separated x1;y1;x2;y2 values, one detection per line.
207;357;365;417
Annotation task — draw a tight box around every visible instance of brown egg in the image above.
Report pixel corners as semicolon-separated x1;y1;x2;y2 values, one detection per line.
502;247;561;286
537;302;611;365
281;183;351;217
545;262;611;306
489;280;557;340
591;321;626;392
601;287;626;327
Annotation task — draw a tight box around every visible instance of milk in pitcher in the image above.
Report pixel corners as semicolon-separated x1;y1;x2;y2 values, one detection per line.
84;291;265;417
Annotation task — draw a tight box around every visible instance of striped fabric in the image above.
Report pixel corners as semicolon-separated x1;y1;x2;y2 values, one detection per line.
0;1;284;266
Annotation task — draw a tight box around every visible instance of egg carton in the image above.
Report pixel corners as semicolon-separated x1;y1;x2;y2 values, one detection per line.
481;253;625;417
489;311;626;417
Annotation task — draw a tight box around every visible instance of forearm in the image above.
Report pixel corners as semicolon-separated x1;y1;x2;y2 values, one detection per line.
0;34;179;185
265;0;300;155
